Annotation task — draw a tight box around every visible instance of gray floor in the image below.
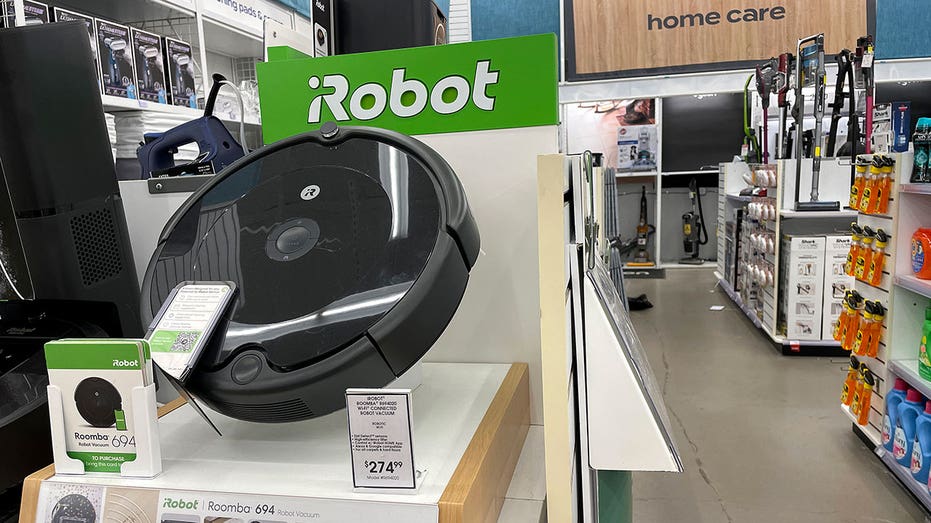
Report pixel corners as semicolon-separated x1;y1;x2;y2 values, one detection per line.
626;268;929;523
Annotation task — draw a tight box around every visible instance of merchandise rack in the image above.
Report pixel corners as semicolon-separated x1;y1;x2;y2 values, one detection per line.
717;159;852;356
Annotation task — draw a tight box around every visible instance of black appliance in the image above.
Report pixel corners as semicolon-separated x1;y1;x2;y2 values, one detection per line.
0;22;142;505
141;123;479;423
335;0;447;54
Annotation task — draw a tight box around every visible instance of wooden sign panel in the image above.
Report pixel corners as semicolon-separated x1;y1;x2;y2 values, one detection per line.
567;0;867;78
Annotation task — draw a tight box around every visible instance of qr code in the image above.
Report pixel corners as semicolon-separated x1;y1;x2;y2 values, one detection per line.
170;331;199;352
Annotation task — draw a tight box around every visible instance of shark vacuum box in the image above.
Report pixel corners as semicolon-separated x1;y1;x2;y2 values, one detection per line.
96;18;136;98
131;27;166;103
164;36;197;108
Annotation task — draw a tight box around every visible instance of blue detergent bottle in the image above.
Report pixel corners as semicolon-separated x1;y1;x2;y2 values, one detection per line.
912;400;931;483
884;378;910;451
894;389;925;466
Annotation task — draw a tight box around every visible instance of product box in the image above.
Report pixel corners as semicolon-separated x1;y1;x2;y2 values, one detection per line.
53;8;100;93
893;101;912;153
163;36;198;108
130;27;167;103
617;125;658;172
822;235;855;340
96;19;136;99
872;103;893;154
2;0;48;27
44;339;152;473
783;235;826;340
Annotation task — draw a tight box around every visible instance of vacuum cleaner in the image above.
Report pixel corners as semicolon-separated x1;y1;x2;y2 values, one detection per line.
856;35;875;154
627;186;656;267
742;75;761;163
681;177;709;264
776;52;794;160
136;73;244;178
793;33;839;211
754;58;779;164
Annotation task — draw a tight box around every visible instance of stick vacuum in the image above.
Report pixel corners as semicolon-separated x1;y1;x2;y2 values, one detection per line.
755;58;778;163
794;33;839;211
681;177;709;265
776;53;793;160
857;35;875;154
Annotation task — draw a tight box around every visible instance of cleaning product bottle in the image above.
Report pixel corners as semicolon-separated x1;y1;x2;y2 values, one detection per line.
852;301;874;356
852;155;870;208
869;156;889;214
867;303;886;358
843;292;864;351
856;369;874;426
867;229;889;286
878;155;895;214
895;388;925;466
855;227;876;281
912;229;931;279
842;355;861;406
846;224;863;276
920;307;931;380
884;378;910;451
912;118;930;183
860;159;881;213
912;401;931;484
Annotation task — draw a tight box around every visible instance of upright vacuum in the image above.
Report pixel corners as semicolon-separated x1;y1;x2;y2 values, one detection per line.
681;178;709;264
628;186;656;267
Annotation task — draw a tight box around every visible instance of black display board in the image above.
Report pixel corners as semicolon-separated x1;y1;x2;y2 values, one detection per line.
877;80;931;135
661;93;745;173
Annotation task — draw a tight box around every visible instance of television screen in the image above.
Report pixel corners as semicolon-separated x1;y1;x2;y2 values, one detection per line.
661;93;745;173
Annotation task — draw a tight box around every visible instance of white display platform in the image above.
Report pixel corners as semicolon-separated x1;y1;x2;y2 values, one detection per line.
33;363;511;523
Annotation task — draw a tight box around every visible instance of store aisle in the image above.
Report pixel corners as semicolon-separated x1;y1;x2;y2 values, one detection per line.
626;269;929;523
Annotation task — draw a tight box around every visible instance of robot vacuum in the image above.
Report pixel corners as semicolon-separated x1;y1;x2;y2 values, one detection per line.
74;377;122;427
141;124;480;423
50;494;96;523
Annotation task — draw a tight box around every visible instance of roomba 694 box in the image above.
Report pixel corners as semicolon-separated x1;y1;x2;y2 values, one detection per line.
141;124;480;423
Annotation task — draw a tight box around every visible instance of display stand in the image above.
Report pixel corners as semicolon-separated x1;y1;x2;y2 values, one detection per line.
20;363;529;523
46;383;161;478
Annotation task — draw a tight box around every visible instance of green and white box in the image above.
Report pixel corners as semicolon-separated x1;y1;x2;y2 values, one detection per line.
44;339;151;473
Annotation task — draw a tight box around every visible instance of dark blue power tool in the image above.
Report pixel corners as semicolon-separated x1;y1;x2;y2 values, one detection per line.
137;73;244;178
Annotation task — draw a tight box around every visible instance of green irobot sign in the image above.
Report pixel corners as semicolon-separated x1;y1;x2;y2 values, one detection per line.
257;34;558;142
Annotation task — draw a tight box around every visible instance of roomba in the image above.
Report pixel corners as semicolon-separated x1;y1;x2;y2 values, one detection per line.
50;494;96;523
74;377;122;427
141;124;480;423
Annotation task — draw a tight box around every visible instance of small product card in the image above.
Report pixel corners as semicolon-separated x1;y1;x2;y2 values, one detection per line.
147;281;236;382
346;389;416;489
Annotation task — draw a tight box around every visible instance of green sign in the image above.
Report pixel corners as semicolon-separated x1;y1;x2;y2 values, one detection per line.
256;34;558;143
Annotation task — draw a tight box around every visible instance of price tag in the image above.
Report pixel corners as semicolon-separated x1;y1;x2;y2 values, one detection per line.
346;389;416;489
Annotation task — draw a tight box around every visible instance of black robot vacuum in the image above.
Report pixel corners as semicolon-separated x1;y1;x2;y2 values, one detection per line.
141;124;480;423
50;494;96;523
74;377;122;427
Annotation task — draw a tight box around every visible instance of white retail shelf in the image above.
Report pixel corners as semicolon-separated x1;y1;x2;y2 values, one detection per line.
726;193;753;203
841;404;882;446
779;209;859;219
900;183;931;195
101;94;261;126
615;171;657;179
877;448;931;512
890;360;931;400
718;278;762;330
895;275;931;299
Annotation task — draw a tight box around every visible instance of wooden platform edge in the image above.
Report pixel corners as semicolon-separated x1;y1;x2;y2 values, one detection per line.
438;362;531;523
18;397;188;523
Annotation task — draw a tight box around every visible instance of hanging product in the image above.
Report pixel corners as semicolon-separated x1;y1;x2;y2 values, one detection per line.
859;155;883;214
629;186;656;267
857;35;875;154
854;226;875;281
681;177;708;265
742;75;761;163
140;123;481;422
841;354;860;405
793;34;839;211
754;58;778;163
878;155;895;214
884;379;910;451
850;156;869;210
851;301;874;356
842;291;864;351
845;223;864;276
851;362;868;416
867;303;885;359
776;52;794;160
912;229;931;279
867;229;889;286
851;367;874;426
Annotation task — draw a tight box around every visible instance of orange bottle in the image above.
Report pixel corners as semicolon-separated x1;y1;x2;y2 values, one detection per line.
841;355;860;405
846;224;863;277
913;228;931;280
834;290;853;342
851;364;867;415
843;293;864;351
850;156;869;210
856;370;875;425
854;227;875;281
859;158;881;213
867;229;889;286
867;303;885;358
852;302;874;356
878;155;895;215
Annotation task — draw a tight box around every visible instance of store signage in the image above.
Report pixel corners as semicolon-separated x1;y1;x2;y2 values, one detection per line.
567;0;865;77
346;389;417;489
256;34;559;142
201;0;292;36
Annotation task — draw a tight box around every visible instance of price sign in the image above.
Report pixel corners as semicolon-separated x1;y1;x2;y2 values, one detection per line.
346;389;416;489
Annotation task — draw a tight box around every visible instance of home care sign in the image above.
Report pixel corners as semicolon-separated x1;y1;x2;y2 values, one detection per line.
256;34;558;142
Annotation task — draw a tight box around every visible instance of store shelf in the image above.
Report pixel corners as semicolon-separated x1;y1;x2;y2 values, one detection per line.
72;0;195;22
101;94;261;126
615;171;657;179
718;277;762;330
779;209;859;219
726;193;753;203
841;404;882;446
894;275;931;299
890;360;931;400
900;183;931;195
877;448;931;512
202;18;264;58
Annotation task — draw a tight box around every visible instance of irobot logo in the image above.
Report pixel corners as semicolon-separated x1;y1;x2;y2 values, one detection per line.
307;61;500;123
162;497;199;510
